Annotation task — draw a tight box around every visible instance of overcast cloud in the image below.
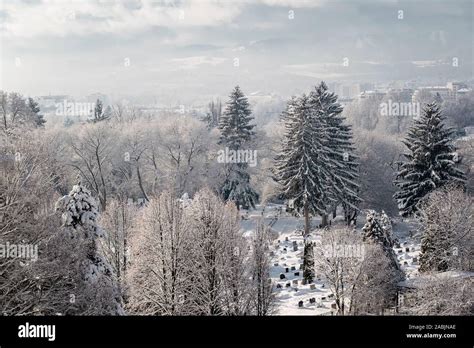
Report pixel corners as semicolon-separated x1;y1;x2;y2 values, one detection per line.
0;0;472;101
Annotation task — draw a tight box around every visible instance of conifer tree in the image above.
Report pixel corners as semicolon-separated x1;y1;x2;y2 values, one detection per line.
274;95;332;282
89;99;110;123
394;102;465;216
362;210;400;272
218;86;258;209
27;97;46;127
55;183;123;314
309;82;361;225
274;95;332;235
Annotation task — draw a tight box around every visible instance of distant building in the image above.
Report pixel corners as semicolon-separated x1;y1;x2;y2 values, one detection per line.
412;82;471;103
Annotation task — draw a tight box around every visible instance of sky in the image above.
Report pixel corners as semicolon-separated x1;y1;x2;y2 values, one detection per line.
0;0;473;103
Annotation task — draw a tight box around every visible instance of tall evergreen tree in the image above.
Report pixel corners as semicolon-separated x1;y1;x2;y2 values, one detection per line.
55;183;123;314
362;210;400;272
309;82;361;225
202;99;222;129
274;94;332;235
394;102;465;216
27;97;46;127
218;86;258;209
274;94;333;282
89;99;110;123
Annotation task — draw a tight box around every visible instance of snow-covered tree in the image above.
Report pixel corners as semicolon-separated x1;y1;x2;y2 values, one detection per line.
250;219;274;315
27;97;46;128
362;210;400;272
349;244;401;315
99;198;137;291
314;227;361;315
185;188;230;314
273;94;334;282
380;211;394;243
407;275;472;315
218;86;259;209
394;102;465;216
202;99;222;129
127;191;189;315
89;99;110;123
220;201;251;315
309;81;361;225
54;183;123;314
68;124;115;211
274;95;331;234
418;185;473;273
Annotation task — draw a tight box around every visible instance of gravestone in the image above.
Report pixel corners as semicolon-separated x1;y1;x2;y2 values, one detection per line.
299;264;303;270
285;237;289;242
285;267;289;273
310;284;316;290
293;245;298;252
412;257;418;263
331;303;337;310
309;298;316;304
276;284;282;289
283;248;287;253
294;272;300;276
274;263;279;267
321;284;325;288
405;247;410;252
291;266;296;271
298;300;303;308
292;279;298;285
286;282;291;288
328;294;334;299
321;296;326;301
398;250;403;254
403;261;408;265
279;274;285;280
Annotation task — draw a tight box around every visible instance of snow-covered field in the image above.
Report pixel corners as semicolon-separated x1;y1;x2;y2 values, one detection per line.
241;204;422;315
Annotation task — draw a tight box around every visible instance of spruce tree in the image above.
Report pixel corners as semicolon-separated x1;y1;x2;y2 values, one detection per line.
362;210;386;246
309;82;361;225
89;99;110;123
274;94;332;282
55;183;123;314
362;210;400;272
274;94;332;234
394;102;465;216
27;97;46;127
218;86;258;209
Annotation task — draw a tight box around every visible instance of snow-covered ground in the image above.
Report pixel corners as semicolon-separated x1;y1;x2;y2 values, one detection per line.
241;204;422;315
